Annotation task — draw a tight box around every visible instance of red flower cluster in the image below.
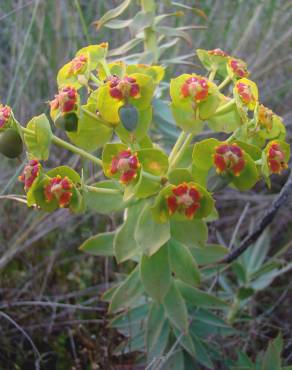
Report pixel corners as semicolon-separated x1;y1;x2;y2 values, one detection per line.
267;142;288;174
258;104;273;131
229;59;249;78
213;143;245;176
109;76;140;100
19;159;40;191
181;76;209;102
110;150;140;184
50;86;77;113
69;54;88;75
208;48;228;57
44;175;73;207
0;105;11;129
167;183;201;219
236;82;255;106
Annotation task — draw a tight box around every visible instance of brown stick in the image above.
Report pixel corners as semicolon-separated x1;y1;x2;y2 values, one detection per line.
218;170;292;265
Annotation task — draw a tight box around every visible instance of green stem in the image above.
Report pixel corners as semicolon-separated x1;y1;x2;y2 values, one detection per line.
141;170;162;183
20;126;103;167
99;59;111;78
226;128;240;143
214;98;235;115
168;131;188;165
90;73;103;86
208;68;217;82
169;133;194;171
74;0;91;44
141;0;158;62
86;185;121;195
218;76;231;91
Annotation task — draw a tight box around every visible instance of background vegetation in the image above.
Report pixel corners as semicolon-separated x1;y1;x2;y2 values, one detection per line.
0;0;291;369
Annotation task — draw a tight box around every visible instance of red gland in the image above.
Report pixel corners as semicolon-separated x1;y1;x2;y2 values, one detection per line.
109;76;140;100
0;105;12;129
229;59;249;78
213;143;245;176
110;150;140;184
44;175;73;207
236;82;255;106
50;86;77;113
181;76;209;102
167;183;201;219
19;159;40;191
258;104;273;131
208;48;228;57
267;142;288;174
69;54;88;75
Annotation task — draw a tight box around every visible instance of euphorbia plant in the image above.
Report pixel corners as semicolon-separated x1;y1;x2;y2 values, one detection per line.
1;43;290;368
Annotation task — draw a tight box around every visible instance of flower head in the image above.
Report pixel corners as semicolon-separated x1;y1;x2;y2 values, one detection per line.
50;86;77;113
44;175;73;207
181;75;209;102
236;82;256;106
229;58;249;78
213;143;245;176
68;54;88;75
19;159;40;191
167;183;201;219
208;48;228;57
109;76;140;100
0;105;12;129
258;104;273;132
266;141;288;174
110;149;140;184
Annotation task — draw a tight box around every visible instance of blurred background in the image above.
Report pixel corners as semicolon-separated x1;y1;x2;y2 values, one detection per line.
0;1;291;369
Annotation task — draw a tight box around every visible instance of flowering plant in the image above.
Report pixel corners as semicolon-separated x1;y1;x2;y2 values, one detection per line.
1;43;290;368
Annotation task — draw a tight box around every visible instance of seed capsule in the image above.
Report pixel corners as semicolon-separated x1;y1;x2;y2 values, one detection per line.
119;104;138;132
0;128;23;158
55;112;78;132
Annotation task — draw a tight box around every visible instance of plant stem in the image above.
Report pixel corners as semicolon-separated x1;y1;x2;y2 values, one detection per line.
90;73;103;86
214;98;235;115
168;131;188;165
141;0;158;62
99;59;111;78
74;0;91;44
141;170;162;183
218;76;231;91
208;68;217;82
20;127;103;167
169;132;194;170
85;185;121;195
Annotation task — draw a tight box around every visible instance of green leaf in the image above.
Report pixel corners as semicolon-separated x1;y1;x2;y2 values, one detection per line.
140;244;171;302
94;0;132;29
192;138;219;171
114;203;144;263
137;147;169;175
170;219;208;248
199;93;221;120
168;239;200;286
174;329;196;357
79;231;115;256
192;244;229;265
135;202;171;256
171;103;204;134
129;73;154;110
24;114;52;160
130;10;154;35
191;335;214;368
160;350;184;370
163;281;188;332
168;168;194;185
66;105;113;152
84;181;125;214
232;152;258;191
177;280;229;309
146;303;169;363
102;142;127;178
96;85;123;124
108;266;143;313
261;340;281;370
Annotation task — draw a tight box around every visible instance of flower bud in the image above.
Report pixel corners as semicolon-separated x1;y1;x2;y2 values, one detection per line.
0;128;23;158
213;143;245;176
110;149;140;184
228;58;249;78
266;141;288;174
167;183;201;219
44;175;73;208
109;76;140;100
258;104;273;132
19;159;40;191
236;80;257;109
181;75;209;102
50;86;78;113
208;48;228;57
0;104;12;130
68;54;88;75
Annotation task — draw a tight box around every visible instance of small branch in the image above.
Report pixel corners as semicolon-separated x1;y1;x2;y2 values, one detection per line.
217;76;231;91
219;170;292;264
